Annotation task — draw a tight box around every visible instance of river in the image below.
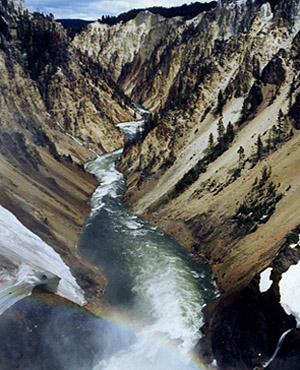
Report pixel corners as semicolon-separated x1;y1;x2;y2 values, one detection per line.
78;114;218;370
0;114;218;370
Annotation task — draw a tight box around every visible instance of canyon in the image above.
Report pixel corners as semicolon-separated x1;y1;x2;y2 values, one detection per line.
1;0;300;368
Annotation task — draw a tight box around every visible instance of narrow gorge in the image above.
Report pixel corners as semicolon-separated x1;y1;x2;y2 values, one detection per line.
1;0;300;369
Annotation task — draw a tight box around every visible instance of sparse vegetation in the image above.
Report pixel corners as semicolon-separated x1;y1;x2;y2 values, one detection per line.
99;1;217;25
233;166;283;233
247;109;294;167
173;118;235;195
287;231;299;245
160;152;176;170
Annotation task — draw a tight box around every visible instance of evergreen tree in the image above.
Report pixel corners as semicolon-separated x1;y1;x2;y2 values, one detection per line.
216;90;225;114
277;109;284;142
208;132;214;153
288;76;296;109
136;127;142;142
241;98;249;121
272;124;278;147
225;121;235;144
217;117;225;146
260;165;271;186
266;131;272;153
284;115;289;138
256;134;263;161
253;56;260;80
237;145;245;168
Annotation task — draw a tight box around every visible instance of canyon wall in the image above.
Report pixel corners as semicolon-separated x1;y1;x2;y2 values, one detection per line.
73;0;300;367
0;0;136;312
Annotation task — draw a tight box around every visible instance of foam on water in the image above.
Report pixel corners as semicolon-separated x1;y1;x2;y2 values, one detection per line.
80;118;217;370
85;150;124;215
117;121;145;140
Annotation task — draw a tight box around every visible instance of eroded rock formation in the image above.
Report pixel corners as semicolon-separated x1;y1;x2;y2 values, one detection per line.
0;0;136;312
72;0;300;367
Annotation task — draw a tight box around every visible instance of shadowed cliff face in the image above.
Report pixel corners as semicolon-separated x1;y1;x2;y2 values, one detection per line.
198;243;300;370
13;11;135;154
0;0;138;311
74;2;263;111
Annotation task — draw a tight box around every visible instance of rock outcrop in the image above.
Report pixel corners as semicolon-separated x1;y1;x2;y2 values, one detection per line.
2;0;300;368
112;0;300;287
73;0;300;367
0;0;136;313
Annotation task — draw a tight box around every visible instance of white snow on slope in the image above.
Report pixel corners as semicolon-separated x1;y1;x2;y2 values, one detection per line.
289;234;300;249
259;267;273;293
279;261;300;326
0;205;86;314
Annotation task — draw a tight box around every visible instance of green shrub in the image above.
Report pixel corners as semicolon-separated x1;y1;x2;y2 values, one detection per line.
287;232;299;244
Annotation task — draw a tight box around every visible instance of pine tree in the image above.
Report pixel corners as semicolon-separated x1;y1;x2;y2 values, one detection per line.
208;132;214;153
277;109;284;142
256;134;263;161
225;121;235;144
288;77;296;109
136;127;142;142
272;124;278;147
241;98;249;121
217;90;225;114
284;115;289;140
237;146;245;168
217;117;225;146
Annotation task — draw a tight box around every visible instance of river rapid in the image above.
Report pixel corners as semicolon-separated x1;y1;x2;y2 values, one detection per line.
78;114;218;370
0;114;218;370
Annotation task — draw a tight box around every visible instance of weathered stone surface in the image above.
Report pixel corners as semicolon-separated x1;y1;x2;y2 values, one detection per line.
0;0;135;312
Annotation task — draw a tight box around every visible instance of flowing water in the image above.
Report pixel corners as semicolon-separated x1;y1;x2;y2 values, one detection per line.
261;329;293;369
0;115;218;370
78;117;218;370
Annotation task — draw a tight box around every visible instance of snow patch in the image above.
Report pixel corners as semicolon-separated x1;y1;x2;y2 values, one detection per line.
260;3;273;22
251;2;273;36
289;234;300;249
0;263;59;315
0;205;86;314
259;267;273;293
279;261;300;326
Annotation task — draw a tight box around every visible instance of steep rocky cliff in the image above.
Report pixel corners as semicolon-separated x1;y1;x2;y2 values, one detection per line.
73;0;281;112
73;0;300;367
115;0;300;286
73;11;186;110
2;0;300;368
0;0;136;313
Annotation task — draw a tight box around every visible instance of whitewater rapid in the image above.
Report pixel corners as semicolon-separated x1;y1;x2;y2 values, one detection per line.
79;116;218;370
